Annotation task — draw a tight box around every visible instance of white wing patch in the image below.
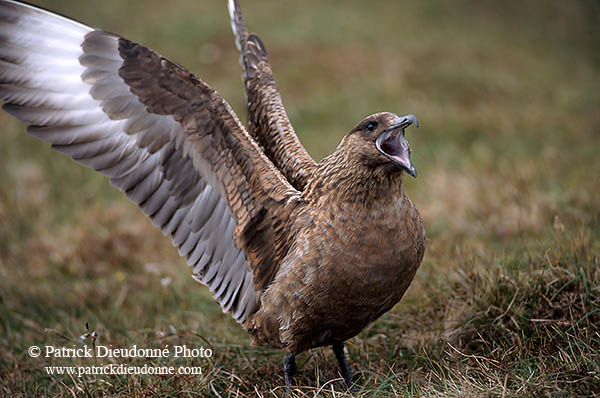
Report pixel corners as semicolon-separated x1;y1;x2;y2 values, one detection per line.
227;0;242;51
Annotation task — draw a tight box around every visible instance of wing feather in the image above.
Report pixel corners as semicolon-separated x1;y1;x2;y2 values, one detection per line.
0;0;301;324
228;0;316;190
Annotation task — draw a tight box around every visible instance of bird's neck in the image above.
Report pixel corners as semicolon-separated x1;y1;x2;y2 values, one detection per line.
303;148;405;206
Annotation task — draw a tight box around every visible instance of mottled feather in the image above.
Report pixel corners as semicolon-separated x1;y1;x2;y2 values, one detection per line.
228;0;316;190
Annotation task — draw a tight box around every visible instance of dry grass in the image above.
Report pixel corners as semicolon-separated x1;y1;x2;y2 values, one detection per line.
1;0;599;396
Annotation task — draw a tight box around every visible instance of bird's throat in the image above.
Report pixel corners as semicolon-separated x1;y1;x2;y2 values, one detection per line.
303;153;405;206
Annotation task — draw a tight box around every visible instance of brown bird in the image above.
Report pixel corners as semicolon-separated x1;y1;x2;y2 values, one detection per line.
0;0;426;390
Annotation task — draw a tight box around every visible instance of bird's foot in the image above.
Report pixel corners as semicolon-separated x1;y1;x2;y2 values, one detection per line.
332;341;357;392
284;353;297;393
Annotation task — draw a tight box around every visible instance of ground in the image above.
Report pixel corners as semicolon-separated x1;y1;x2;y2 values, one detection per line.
0;0;598;396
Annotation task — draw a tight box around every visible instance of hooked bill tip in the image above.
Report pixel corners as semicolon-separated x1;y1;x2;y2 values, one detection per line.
404;114;419;128
391;114;419;130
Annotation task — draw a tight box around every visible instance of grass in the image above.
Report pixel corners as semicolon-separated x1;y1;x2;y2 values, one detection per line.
1;0;599;396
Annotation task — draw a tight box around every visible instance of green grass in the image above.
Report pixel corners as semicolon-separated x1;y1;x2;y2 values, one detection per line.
1;0;599;396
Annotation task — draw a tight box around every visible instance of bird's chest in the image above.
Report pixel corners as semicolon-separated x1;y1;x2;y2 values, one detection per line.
256;194;425;351
272;196;424;350
310;197;423;283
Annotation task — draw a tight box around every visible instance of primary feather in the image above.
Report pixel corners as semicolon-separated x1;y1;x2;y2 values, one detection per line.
0;0;301;324
227;0;316;191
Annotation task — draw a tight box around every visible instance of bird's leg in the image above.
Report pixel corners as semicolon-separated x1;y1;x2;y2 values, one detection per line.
332;341;355;390
284;353;297;393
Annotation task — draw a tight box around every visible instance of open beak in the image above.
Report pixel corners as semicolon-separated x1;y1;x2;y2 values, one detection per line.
375;114;418;178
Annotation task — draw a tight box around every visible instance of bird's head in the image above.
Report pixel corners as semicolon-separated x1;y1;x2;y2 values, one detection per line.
346;112;419;178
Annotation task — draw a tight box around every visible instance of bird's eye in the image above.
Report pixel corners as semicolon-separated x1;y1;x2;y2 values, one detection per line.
366;122;377;132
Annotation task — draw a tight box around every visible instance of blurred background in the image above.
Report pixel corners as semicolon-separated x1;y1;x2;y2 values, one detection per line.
1;0;598;396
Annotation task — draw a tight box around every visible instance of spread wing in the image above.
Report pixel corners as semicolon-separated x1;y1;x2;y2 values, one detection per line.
228;0;316;191
0;0;301;324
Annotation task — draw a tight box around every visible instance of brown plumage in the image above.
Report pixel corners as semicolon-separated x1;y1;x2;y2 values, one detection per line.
0;0;425;389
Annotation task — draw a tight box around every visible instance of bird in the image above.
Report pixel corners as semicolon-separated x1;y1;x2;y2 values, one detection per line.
0;0;426;391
